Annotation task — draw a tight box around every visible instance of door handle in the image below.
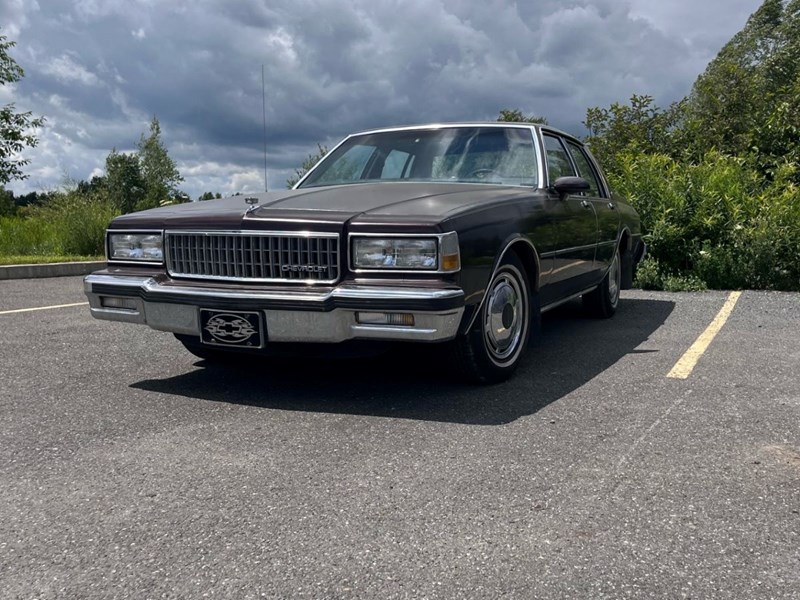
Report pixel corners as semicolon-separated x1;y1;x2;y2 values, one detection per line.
581;200;592;209
608;202;616;210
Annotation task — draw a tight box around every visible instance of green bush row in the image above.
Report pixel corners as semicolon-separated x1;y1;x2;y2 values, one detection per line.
0;190;118;257
612;152;800;291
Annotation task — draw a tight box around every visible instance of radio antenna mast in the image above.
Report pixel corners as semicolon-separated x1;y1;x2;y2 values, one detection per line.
261;64;268;191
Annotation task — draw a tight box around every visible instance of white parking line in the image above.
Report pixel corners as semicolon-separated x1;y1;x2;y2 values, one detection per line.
667;291;742;379
0;302;89;316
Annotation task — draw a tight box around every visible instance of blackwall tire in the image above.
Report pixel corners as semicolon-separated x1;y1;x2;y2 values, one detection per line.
175;335;238;363
583;247;621;319
620;247;634;290
452;253;533;384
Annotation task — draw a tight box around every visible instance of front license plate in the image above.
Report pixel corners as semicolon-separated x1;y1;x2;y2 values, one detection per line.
200;309;265;348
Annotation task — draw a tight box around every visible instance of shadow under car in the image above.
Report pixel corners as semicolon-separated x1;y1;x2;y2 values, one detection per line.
132;297;674;426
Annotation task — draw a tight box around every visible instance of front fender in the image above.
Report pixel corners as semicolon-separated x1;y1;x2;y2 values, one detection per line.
456;233;541;335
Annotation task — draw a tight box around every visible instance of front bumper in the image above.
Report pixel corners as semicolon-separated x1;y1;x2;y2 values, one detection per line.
84;273;465;343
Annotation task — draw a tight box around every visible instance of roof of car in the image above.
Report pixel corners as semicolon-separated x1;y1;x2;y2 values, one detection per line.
351;122;581;144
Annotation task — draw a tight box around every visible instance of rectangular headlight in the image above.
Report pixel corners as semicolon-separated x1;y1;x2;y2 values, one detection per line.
108;231;164;263
351;233;460;272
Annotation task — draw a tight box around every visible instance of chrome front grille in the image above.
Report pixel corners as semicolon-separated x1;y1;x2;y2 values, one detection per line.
165;231;340;283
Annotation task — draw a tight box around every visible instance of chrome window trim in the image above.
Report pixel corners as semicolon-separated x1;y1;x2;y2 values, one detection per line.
106;229;165;266
164;229;340;285
348;231;460;275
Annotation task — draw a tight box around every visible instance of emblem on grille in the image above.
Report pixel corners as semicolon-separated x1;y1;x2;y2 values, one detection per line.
281;264;327;273
204;314;257;344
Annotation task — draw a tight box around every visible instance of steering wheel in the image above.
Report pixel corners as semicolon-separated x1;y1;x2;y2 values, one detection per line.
469;168;497;180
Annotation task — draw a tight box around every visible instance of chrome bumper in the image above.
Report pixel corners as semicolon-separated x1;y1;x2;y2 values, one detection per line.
84;274;464;343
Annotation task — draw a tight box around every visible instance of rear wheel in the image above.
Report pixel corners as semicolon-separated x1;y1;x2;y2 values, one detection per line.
583;247;621;318
452;253;533;384
620;246;634;290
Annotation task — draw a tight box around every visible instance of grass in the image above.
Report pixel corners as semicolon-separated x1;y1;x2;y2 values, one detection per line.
0;255;104;266
1;190;117;261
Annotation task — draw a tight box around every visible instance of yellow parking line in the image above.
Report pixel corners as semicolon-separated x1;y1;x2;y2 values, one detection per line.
667;291;742;379
0;302;89;316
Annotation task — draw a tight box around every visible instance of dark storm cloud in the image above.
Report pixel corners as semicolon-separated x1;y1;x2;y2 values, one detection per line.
2;0;761;197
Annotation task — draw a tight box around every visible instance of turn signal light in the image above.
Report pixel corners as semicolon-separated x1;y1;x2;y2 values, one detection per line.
441;253;460;271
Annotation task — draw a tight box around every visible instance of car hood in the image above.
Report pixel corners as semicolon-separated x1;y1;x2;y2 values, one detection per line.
109;182;537;231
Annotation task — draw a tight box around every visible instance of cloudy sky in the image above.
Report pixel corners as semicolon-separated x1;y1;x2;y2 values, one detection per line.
3;0;762;199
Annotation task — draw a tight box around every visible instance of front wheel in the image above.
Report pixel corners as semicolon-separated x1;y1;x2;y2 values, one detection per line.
583;247;621;318
451;253;533;384
175;335;240;363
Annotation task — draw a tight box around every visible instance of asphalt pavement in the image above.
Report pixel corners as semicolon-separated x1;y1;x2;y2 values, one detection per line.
1;276;798;599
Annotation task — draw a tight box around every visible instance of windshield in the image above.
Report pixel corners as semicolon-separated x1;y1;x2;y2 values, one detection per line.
298;127;539;188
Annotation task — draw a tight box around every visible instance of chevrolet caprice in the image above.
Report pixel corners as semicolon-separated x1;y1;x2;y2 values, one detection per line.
85;123;646;383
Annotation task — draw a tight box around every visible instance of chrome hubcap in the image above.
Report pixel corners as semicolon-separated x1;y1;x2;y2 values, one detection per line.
608;251;621;305
484;271;525;362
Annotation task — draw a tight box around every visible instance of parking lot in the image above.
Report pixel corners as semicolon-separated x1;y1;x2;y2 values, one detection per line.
1;275;798;599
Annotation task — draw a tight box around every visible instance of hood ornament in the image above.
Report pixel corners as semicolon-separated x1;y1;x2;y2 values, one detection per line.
245;196;260;213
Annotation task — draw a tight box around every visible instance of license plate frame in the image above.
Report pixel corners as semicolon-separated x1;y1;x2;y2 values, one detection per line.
199;309;265;349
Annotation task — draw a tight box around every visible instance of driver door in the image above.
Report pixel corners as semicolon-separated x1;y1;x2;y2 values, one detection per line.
541;134;598;303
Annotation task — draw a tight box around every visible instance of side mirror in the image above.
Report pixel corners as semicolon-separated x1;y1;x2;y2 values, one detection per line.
553;176;590;199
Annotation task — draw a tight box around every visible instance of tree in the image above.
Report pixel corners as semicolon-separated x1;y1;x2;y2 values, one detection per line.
198;191;222;201
76;175;107;195
101;116;185;213
497;109;548;124
137;116;183;209
13;190;39;207
682;0;782;157
574;0;800;292
286;143;328;188
583;94;683;177
0;31;45;185
681;0;800;169
0;187;14;216
105;149;144;214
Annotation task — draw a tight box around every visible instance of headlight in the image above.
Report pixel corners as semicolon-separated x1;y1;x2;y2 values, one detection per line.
351;233;460;272
108;232;164;262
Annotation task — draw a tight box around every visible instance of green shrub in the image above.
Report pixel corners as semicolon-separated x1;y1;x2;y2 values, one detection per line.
612;152;800;291
662;274;707;292
634;257;664;290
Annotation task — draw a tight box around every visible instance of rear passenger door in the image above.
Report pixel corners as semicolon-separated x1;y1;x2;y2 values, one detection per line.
565;141;619;269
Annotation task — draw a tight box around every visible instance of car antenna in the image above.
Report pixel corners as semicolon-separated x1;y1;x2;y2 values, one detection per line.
262;64;268;192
